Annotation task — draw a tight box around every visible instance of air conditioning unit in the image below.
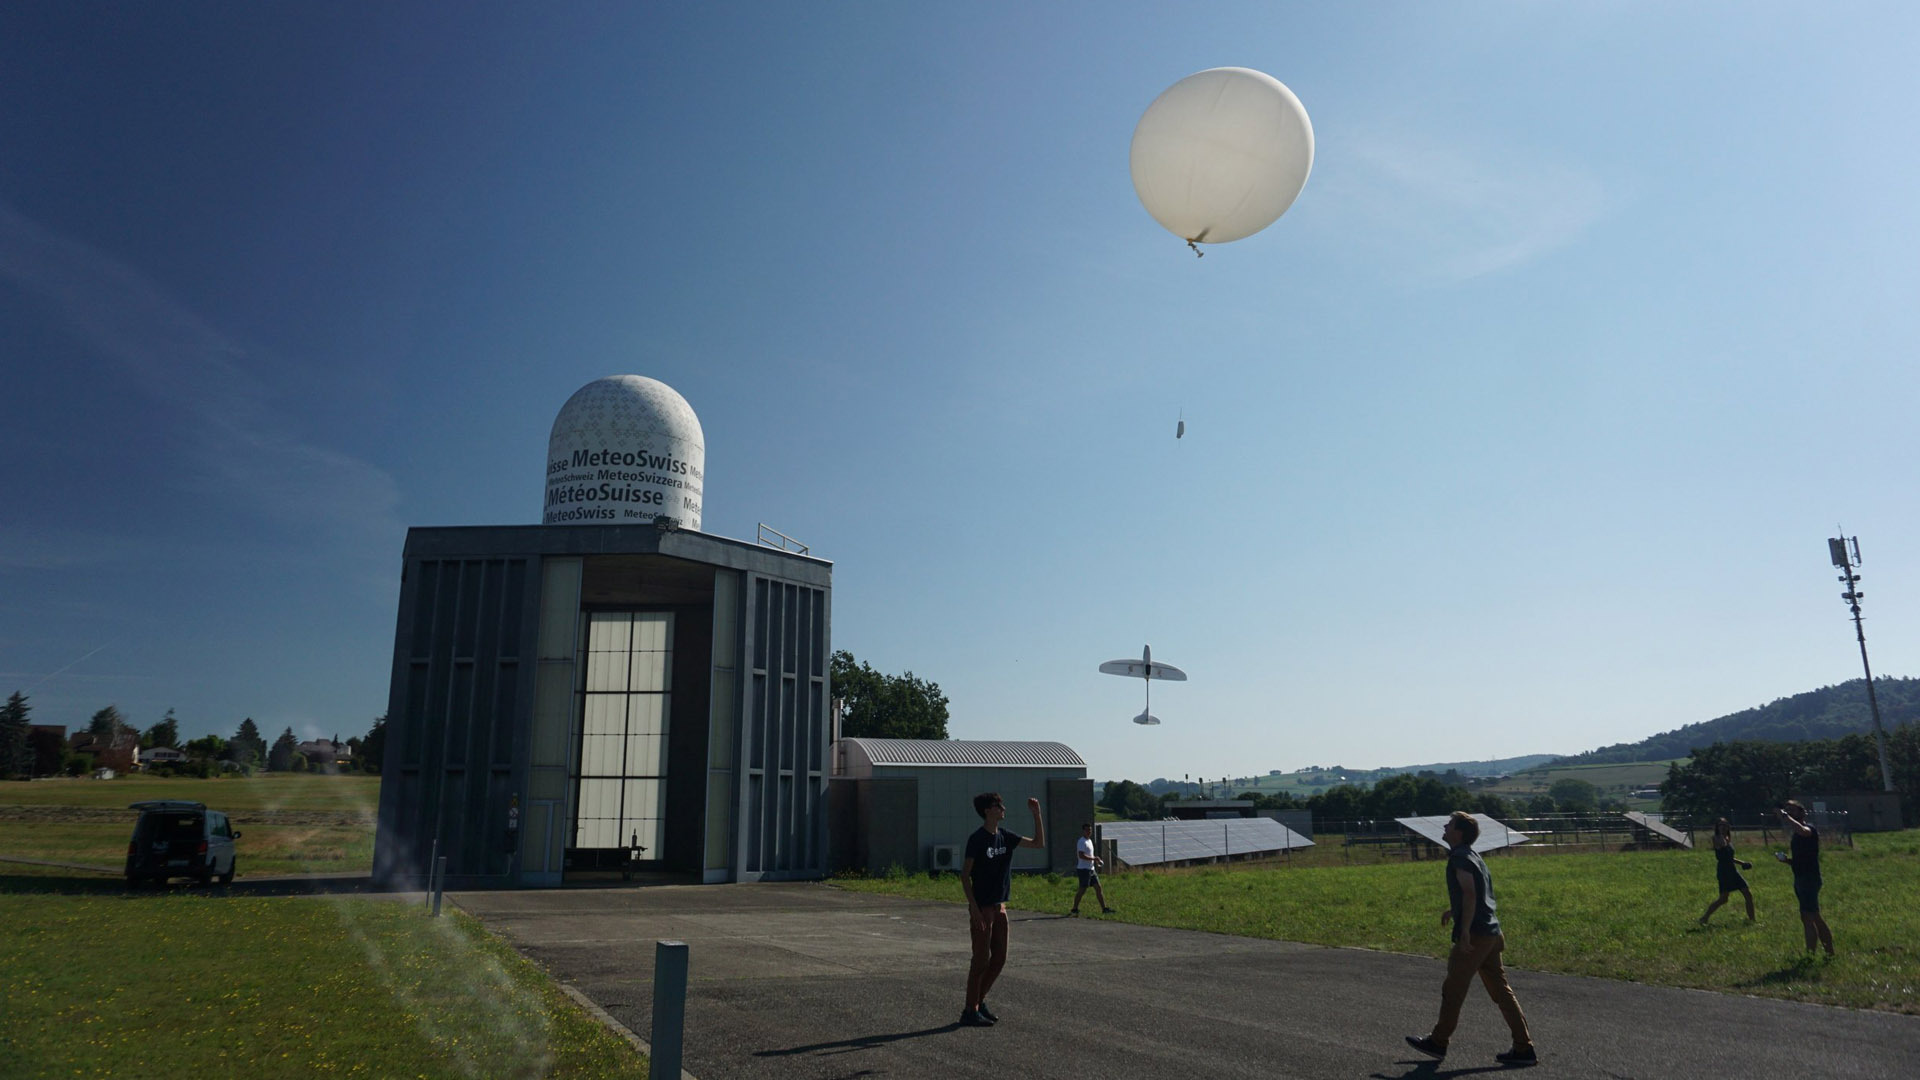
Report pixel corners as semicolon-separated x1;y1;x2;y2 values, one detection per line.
930;844;961;870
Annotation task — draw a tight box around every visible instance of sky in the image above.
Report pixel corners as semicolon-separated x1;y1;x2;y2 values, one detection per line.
4;3;1919;783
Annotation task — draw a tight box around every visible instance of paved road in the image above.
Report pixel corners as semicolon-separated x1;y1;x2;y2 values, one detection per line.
455;883;1919;1080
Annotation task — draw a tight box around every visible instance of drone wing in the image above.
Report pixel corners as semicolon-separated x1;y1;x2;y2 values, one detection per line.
1098;658;1188;681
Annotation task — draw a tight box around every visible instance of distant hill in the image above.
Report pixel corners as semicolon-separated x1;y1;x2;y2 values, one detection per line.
1134;754;1562;798
1553;677;1920;766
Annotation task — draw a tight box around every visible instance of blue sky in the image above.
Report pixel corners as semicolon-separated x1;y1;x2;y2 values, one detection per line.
4;3;1918;782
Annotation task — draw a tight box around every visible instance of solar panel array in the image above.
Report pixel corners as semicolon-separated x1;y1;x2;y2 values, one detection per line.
1621;811;1692;849
1100;817;1314;867
1394;814;1530;853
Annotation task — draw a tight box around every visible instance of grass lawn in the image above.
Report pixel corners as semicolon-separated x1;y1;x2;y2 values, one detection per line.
0;775;380;877
0;887;647;1079
838;829;1920;1014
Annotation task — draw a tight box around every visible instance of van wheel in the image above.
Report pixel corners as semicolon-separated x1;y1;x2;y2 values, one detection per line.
125;875;141;890
219;860;236;886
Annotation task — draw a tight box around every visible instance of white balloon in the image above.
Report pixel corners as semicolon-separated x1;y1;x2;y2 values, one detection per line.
1130;67;1315;247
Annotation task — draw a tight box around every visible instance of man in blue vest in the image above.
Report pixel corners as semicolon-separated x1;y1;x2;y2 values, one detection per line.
1406;811;1537;1066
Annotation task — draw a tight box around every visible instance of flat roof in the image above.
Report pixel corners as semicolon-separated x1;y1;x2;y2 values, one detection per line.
842;738;1086;768
401;522;831;586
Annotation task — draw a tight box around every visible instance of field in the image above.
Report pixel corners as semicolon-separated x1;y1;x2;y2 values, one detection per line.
838;829;1920;1014
1480;759;1684;805
0;885;648;1079
0;774;380;877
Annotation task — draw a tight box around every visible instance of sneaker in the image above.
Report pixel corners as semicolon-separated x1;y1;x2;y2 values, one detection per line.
977;1002;999;1023
960;1009;994;1027
1405;1035;1446;1060
1102;906;1117;914
1068;908;1079;916
1495;1046;1537;1066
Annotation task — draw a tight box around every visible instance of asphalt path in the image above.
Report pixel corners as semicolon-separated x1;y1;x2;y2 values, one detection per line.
455;883;1919;1080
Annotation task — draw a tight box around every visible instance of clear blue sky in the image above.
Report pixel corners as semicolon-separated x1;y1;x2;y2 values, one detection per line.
4;3;1917;783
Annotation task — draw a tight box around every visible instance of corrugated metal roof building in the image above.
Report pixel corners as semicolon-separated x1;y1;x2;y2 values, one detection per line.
829;737;1093;876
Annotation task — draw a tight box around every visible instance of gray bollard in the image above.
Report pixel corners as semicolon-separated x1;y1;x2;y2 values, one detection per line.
649;940;689;1080
426;839;440;908
431;856;447;917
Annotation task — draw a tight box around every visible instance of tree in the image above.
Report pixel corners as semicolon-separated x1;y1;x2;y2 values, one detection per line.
227;718;266;767
1548;778;1598;813
268;727;298;772
0;691;30;778
142;708;181;751
360;717;386;775
831;650;949;740
1099;779;1159;820
182;734;227;762
89;705;131;745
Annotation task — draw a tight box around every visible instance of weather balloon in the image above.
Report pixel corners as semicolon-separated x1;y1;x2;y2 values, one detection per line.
1129;67;1314;253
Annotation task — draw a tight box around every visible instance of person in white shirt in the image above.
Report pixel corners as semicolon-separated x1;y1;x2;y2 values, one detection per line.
1070;822;1115;915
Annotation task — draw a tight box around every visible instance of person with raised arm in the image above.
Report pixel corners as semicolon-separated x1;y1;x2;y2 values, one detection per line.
957;792;1044;1027
1775;801;1834;956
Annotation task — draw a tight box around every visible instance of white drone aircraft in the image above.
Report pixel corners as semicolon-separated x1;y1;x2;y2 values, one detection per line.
1098;644;1187;725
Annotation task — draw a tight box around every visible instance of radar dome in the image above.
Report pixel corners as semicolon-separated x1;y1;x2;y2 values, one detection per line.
543;376;705;529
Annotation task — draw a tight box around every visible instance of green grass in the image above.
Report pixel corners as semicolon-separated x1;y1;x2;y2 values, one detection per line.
0;773;382;814
0;774;380;877
838;830;1920;1014
0;889;648;1079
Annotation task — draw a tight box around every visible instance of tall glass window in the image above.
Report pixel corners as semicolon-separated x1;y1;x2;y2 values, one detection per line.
572;612;672;858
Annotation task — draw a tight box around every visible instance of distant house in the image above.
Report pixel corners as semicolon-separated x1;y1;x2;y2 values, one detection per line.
69;729;139;774
296;738;348;767
139;747;188;767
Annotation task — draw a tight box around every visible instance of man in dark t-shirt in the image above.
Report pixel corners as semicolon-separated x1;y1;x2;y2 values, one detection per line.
1777;801;1834;956
957;791;1045;1027
1405;811;1536;1066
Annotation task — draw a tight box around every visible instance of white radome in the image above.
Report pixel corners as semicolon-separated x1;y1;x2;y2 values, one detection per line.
1130;67;1315;248
543;375;705;529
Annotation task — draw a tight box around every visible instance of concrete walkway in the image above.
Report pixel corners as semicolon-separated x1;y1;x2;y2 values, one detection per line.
455;883;1919;1080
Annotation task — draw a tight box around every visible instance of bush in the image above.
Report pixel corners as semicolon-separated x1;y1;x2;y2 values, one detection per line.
882;862;910;881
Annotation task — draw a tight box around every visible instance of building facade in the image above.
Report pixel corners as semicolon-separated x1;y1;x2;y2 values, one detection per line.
372;521;831;888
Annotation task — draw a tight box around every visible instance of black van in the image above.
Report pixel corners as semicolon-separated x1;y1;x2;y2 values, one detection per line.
126;800;240;887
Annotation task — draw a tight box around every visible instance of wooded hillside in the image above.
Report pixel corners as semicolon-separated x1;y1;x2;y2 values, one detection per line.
1556;677;1920;765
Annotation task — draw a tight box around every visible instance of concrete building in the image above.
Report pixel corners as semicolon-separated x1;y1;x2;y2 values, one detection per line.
372;520;831;888
829;738;1093;876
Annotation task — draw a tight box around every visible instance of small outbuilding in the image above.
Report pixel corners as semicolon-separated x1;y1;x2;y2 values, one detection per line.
829;738;1094;877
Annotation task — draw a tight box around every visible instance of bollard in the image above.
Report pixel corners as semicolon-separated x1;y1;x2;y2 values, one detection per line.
431;856;447;917
649;940;689;1080
426;839;439;909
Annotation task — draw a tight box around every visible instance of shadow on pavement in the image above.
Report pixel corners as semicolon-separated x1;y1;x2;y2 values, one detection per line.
754;1022;963;1058
1371;1060;1520;1078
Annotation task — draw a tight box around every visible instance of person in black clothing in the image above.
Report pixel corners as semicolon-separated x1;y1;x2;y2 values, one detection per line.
1776;801;1833;956
957;792;1044;1027
1697;817;1755;925
1405;811;1536;1066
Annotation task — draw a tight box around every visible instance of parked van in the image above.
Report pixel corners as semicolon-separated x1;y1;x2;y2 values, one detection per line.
125;800;240;887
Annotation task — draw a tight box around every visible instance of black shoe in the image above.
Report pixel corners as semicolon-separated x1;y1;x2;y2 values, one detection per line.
1102;906;1117;914
1405;1035;1445;1060
1495;1046;1537;1066
977;1002;999;1023
1068;908;1079;916
960;1008;994;1027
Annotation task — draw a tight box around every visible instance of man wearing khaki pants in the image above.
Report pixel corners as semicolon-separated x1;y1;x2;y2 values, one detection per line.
1405;811;1537;1066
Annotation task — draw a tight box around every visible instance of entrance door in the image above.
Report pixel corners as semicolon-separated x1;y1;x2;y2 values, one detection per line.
566;611;673;871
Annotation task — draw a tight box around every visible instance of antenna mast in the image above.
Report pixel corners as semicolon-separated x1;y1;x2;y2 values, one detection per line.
1828;533;1894;793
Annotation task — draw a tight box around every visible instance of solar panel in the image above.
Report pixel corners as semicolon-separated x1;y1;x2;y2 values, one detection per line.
1394;814;1530;853
1621;811;1692;849
1100;817;1314;867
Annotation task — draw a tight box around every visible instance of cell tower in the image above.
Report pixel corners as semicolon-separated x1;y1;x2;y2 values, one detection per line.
1827;533;1894;793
